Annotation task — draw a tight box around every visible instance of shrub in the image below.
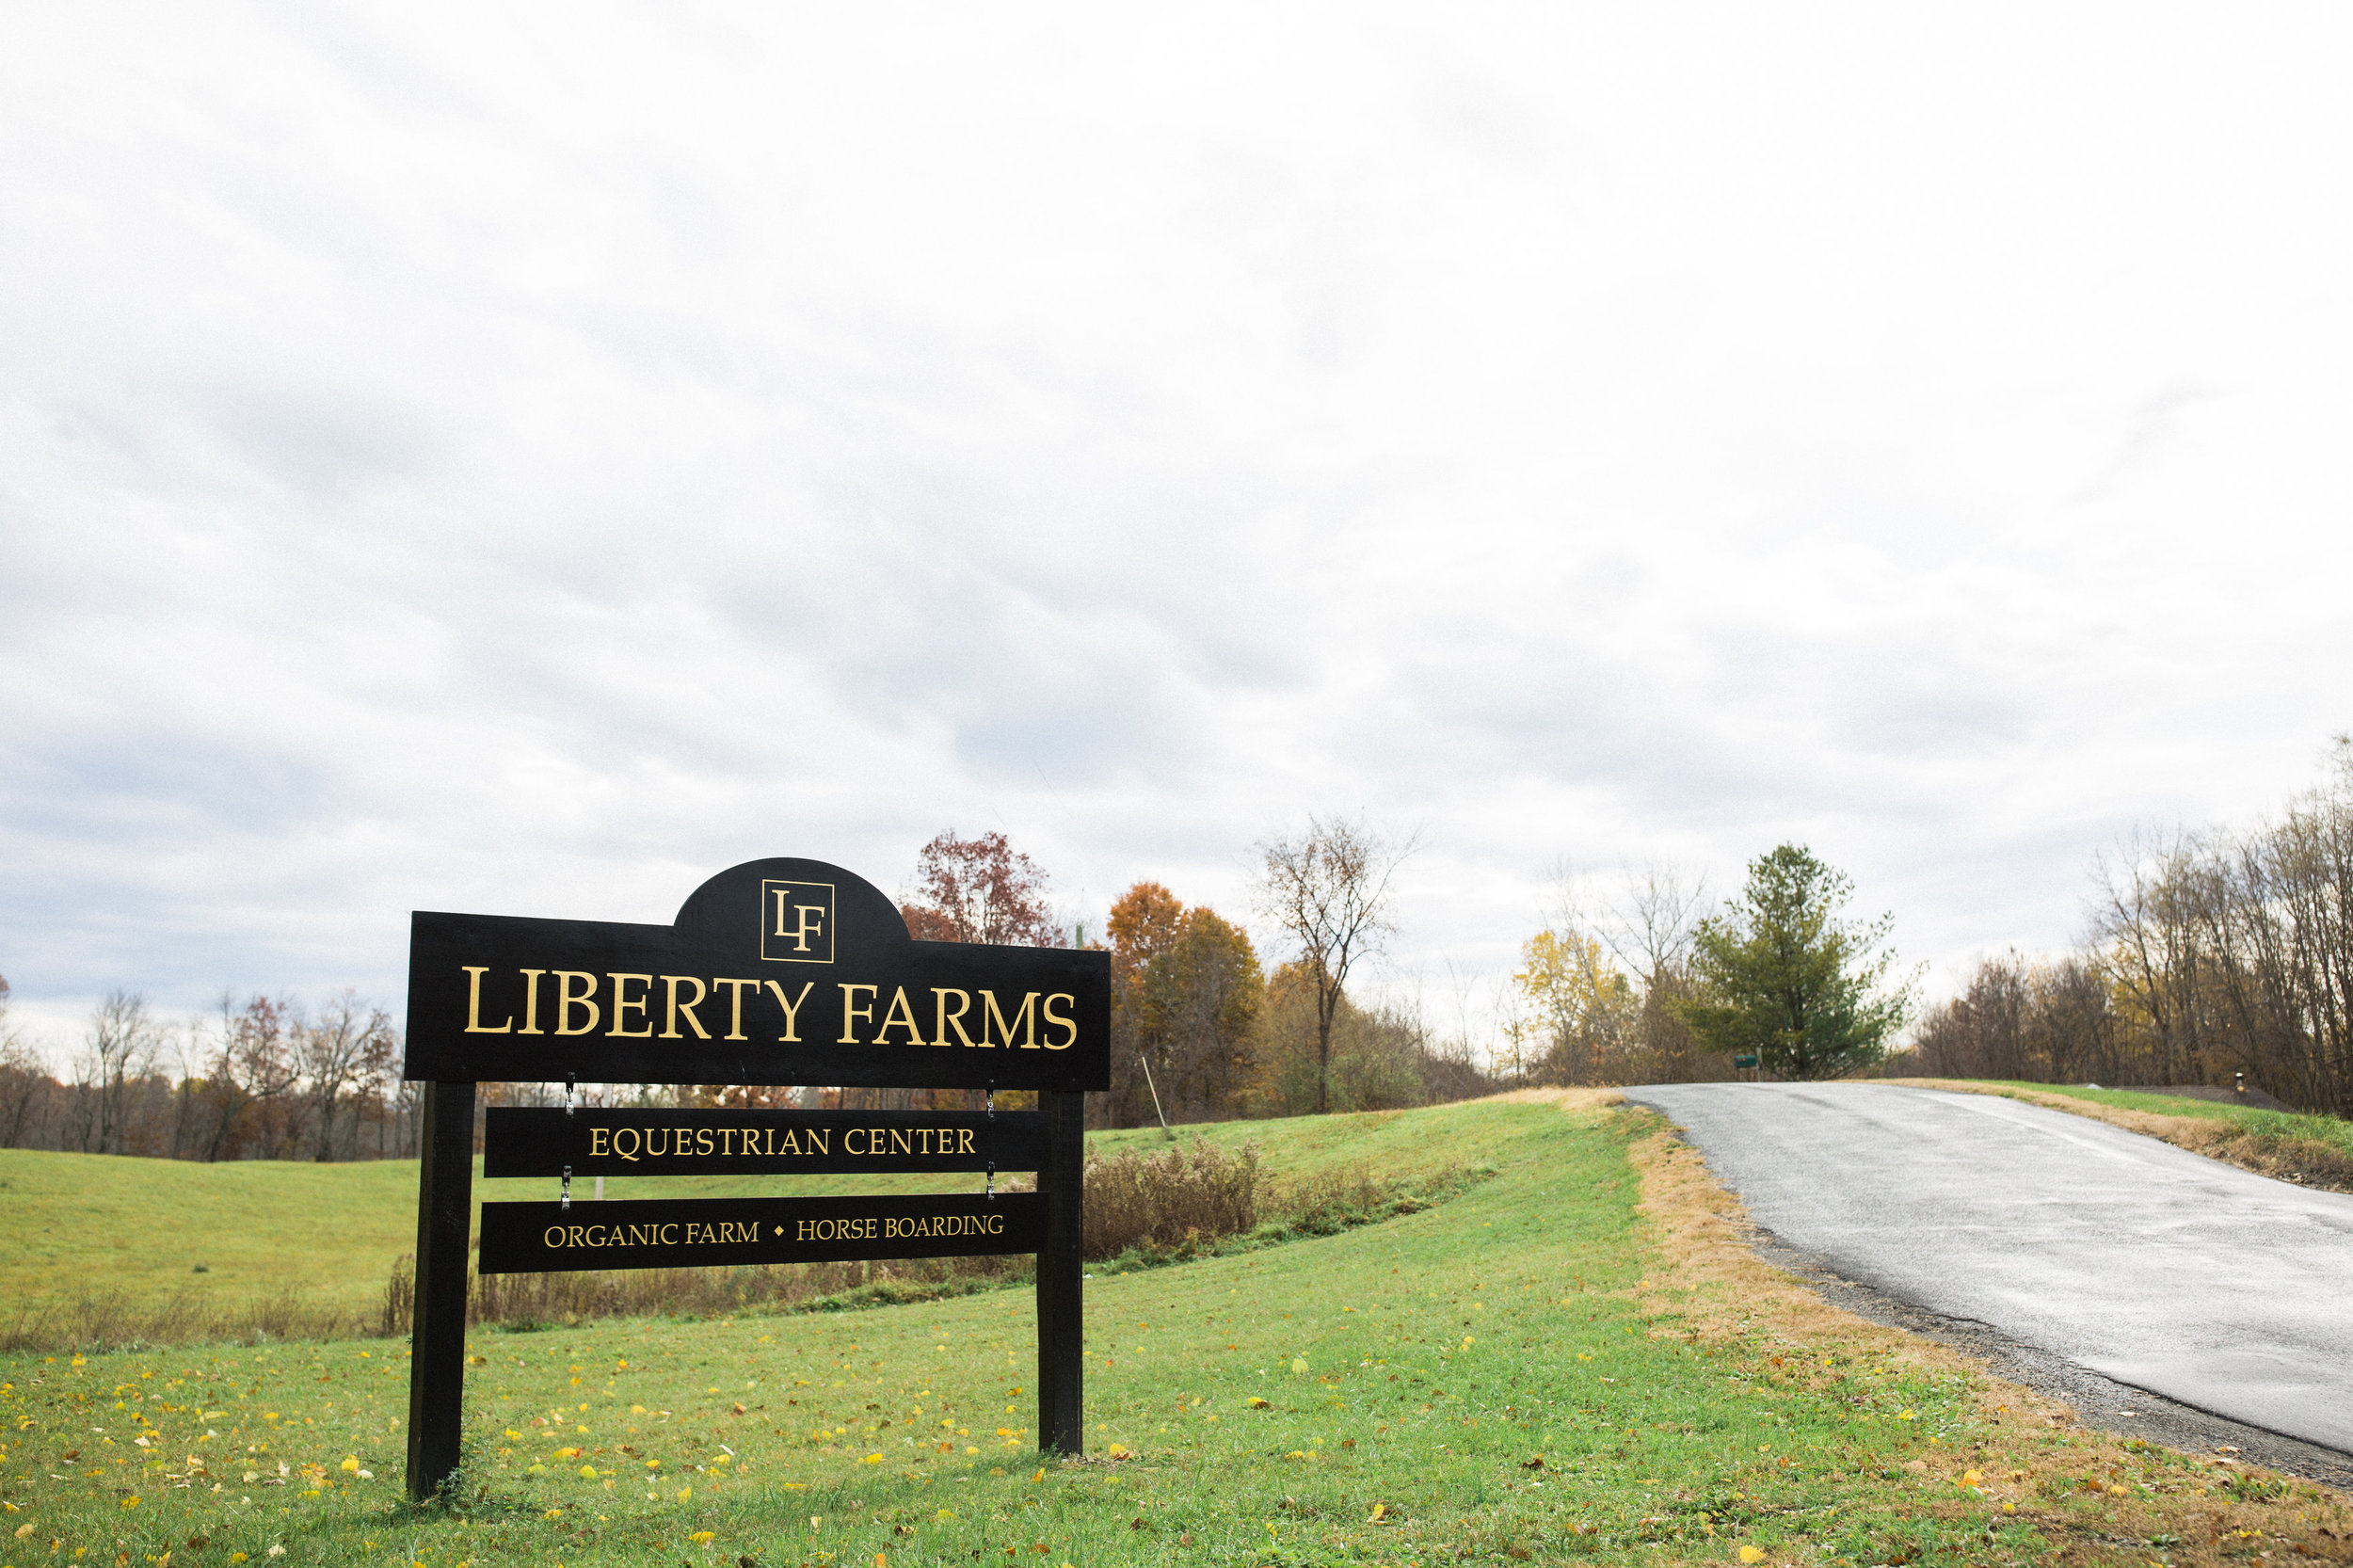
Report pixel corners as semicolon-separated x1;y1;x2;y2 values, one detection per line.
1082;1139;1258;1260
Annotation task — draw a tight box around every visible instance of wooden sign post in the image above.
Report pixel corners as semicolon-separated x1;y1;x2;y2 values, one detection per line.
398;857;1109;1501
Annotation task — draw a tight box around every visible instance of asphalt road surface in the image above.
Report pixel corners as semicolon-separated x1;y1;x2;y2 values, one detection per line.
1623;1082;2353;1458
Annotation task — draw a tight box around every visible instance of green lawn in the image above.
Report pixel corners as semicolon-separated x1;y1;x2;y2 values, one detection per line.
0;1148;1013;1332
1;1097;2339;1566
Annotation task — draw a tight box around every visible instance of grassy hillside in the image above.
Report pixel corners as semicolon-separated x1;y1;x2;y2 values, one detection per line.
4;1095;2342;1566
1887;1079;2353;1192
1976;1081;2352;1145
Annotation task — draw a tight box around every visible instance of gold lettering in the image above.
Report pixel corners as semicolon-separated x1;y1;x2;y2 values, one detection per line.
646;1128;668;1157
461;967;513;1032
958;1128;975;1154
614;1127;641;1161
607;973;654;1037
543;1225;564;1247
808;1128;829;1155
1042;992;1078;1049
520;969;547;1034
980;990;1038;1048
590;1127;610;1157
660;1223;678;1244
839;984;877;1043
712;978;760;1041
932;988;978;1047
696;1128;713;1156
661;976;712;1039
764;980;815;1042
568;1225;587;1248
586;1225;607;1247
844;1128;865;1155
876;986;923;1045
890;1128;911;1155
553;971;600;1035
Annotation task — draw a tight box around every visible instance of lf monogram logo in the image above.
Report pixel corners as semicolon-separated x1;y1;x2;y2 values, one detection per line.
759;880;836;963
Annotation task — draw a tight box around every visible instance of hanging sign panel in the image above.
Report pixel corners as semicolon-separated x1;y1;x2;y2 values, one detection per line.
402;857;1111;1090
482;1107;1049;1176
477;1192;1046;1274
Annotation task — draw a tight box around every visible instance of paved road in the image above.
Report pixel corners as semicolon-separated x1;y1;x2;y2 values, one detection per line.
1622;1082;2353;1455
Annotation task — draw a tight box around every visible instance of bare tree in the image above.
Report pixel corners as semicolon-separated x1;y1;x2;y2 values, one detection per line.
75;990;161;1155
1255;815;1411;1114
0;973;55;1148
1604;861;1715;1082
295;991;398;1161
194;993;303;1161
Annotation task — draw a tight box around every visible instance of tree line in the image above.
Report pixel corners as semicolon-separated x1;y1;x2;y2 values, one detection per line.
847;823;1499;1128
3;818;1958;1161
1500;845;1913;1087
0;982;409;1160
1912;742;2353;1114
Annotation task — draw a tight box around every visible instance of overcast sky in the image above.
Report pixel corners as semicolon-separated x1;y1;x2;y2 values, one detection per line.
7;4;2352;1059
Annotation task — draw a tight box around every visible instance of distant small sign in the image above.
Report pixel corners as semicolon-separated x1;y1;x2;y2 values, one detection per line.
1734;1053;1759;1069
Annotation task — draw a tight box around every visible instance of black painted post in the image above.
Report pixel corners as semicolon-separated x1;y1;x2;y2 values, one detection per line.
1035;1089;1084;1455
406;1080;476;1501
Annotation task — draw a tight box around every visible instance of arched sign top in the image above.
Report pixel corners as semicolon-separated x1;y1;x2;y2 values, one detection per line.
670;856;912;961
402;856;1109;1090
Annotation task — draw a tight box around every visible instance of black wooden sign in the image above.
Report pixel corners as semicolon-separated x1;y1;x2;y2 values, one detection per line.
480;1192;1046;1273
404;856;1109;1090
401;858;1094;1503
481;1107;1049;1177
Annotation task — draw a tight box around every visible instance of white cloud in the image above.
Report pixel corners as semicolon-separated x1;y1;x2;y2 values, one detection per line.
5;2;2352;1059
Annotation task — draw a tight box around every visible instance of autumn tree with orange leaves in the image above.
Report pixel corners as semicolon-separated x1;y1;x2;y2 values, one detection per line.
1100;882;1266;1128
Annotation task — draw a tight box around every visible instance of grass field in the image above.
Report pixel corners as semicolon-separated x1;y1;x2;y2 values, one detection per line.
0;1148;1022;1336
6;1094;2347;1565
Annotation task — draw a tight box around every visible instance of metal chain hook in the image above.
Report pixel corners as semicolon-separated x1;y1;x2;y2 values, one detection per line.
985;1160;995;1201
565;1075;576;1118
561;1164;572;1210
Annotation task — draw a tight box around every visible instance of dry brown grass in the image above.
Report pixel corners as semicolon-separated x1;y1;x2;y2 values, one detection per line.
0;1285;375;1353
1081;1139;1261;1259
1882;1078;2353;1193
1468;1085;1628;1111
1622;1109;2353;1565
